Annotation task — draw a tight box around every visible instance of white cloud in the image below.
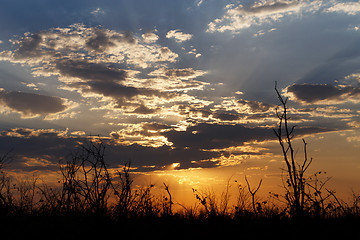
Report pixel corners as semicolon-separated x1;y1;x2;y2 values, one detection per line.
207;0;322;34
0;24;179;69
325;2;360;15
166;29;193;43
90;8;105;16
142;32;159;43
345;73;360;83
187;48;202;58
348;25;360;31
253;27;277;37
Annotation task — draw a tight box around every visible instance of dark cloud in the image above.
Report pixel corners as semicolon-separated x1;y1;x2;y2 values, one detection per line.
164;123;334;150
0;128;222;172
187;107;212;118
164;68;196;78
0;90;67;116
13;33;44;59
286;83;360;104
85;29;116;52
212;111;241;121
105;143;222;171
56;59;127;83
85;29;135;52
164;123;274;150
142;123;173;131
238;0;301;15
238;99;273;113
12;128;33;137
87;81;172;108
112;31;136;45
130;105;159;114
0;115;337;172
88;81;139;100
111;122;174;138
55;59;174;109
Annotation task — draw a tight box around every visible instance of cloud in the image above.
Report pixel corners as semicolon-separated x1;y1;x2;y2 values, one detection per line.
12;32;44;59
166;29;193;43
90;8;105;16
0;90;68;118
285;83;360;104
2;124;330;173
237;99;273;113
147;68;208;91
212;111;242;121
85;28;118;52
0;128;82;172
129;105;160;115
325;2;360;15
163;68;205;79
164;123;274;150
149;67;206;79
1;24;178;68
86;80;174;110
105;143;222;170
142;32;159;43
0;25;208;115
54;59;174;109
0;128;222;172
56;59;128;83
164;122;332;151
208;97;275;124
207;0;321;33
237;0;303;15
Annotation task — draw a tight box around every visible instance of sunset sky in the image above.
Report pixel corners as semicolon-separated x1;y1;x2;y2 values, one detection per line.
0;0;360;200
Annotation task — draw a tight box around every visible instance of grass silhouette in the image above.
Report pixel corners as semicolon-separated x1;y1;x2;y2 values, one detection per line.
0;88;360;239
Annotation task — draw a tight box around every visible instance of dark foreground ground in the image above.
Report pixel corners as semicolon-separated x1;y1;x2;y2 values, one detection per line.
1;215;360;240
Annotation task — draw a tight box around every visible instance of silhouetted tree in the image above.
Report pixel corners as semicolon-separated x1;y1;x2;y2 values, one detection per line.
0;152;13;215
245;176;262;217
112;162;133;218
274;84;312;217
59;138;112;215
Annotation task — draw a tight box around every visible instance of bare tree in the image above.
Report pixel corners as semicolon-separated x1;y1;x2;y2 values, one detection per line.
0;151;14;215
15;176;38;215
59;138;113;215
162;182;173;216
274;84;312;217
245;176;262;216
112;162;134;218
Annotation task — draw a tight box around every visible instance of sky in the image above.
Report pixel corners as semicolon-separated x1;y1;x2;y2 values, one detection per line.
0;0;360;200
